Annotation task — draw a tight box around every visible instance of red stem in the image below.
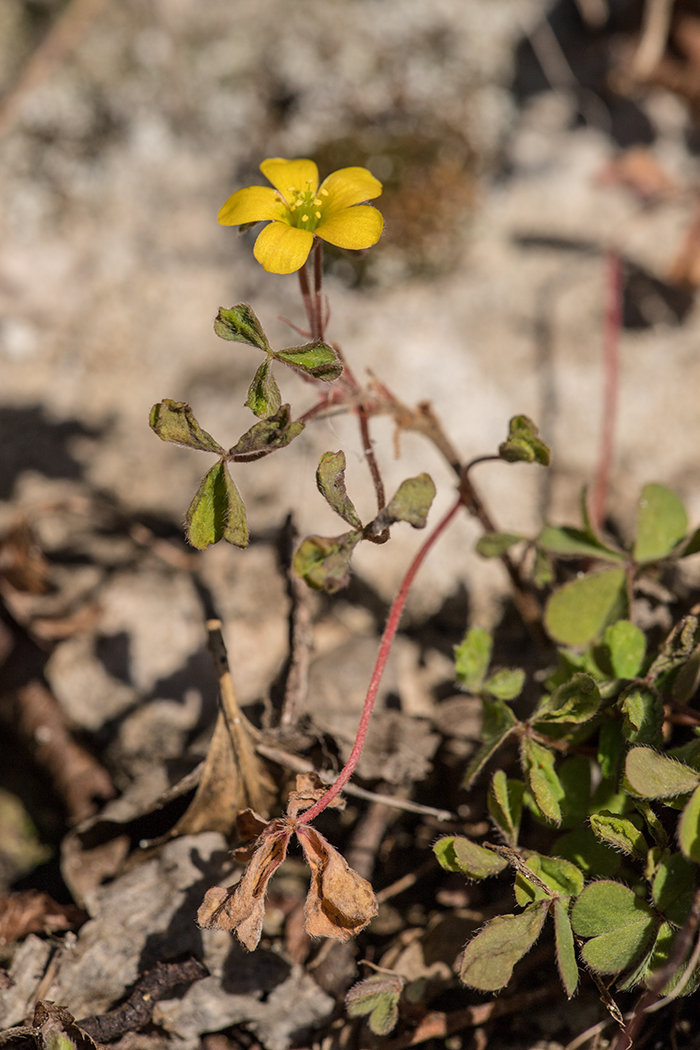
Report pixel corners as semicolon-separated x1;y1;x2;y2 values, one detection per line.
590;250;622;532
297;495;463;824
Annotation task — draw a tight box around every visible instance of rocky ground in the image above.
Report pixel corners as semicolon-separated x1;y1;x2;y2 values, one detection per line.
3;0;700;1047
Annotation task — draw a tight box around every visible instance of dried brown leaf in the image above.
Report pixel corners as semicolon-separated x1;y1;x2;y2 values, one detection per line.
0;891;86;948
297;825;378;941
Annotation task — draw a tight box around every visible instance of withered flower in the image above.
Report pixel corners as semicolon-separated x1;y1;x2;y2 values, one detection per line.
197;775;378;951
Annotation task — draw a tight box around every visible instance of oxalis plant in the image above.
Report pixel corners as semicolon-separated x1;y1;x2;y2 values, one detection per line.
150;157;700;1041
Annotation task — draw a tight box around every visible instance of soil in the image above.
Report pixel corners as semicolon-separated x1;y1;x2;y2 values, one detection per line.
3;1;700;1048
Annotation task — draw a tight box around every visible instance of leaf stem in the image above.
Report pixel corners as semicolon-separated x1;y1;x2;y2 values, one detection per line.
297;494;463;824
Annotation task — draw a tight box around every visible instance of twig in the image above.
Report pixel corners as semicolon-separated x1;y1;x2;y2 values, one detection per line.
296;496;463;824
0;0;106;140
563;1016;618;1050
590;250;623;532
254;741;455;820
358;404;386;518
78;958;208;1042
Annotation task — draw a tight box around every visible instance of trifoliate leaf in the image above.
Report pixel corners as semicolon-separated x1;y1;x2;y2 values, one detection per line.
274;341;343;382
499;415;551;465
245;359;281;418
535;672;601;726
460;903;548;991
345;974;403;1037
377;474;436;530
316;451;361;528
571;881;657;974
186;461;248;550
633;483;688;563
149;400;224;453
544;568;627;647
214;304;270;350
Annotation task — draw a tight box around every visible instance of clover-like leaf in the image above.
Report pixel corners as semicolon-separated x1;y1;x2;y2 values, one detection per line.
652;852;696;925
186;461;249;550
316;451;361;528
150;400;224;453
214;304;270;350
274;341;343;382
483;668;525;701
571;881;658;974
605;620;646;679
621;687;663;746
535;672;601;726
454;627;492;693
557;755;592;830
345;974;404;1037
522;738;564;823
514;853;584;906
293;530;362;593
590;812;647;859
245;359;282;418
377;473;436;530
433;836;507;879
554;899;579;998
679;784;700;864
633;483;688;563
488;771;524;847
499;414;551;465
460;902;548;991
229;404;304;459
544;567;627;647
538;524;623;562
625;748;700;799
476;531;524;558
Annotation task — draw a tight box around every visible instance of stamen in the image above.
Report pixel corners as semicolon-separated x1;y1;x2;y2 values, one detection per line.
313;198;322;206
301;214;309;222
315;211;321;219
320;188;329;196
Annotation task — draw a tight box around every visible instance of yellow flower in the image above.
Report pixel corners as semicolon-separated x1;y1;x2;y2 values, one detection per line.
218;158;383;275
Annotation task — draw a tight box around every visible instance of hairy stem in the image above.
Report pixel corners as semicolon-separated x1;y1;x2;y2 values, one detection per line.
312;238;325;341
298;259;319;340
297;496;463;824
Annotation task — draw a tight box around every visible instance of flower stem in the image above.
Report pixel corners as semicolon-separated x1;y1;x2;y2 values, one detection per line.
312;239;324;340
298;259;318;340
297;495;463;825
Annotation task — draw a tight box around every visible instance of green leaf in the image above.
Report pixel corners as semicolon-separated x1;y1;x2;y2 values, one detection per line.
590;812;647;859
633;483;688;563
643;922;698;996
149;400;224;453
488;772;523;847
605;621;646;679
476;532;524;558
463;698;517;787
544;567;627;647
625;748;700;799
554;899;579;998
652;852;696;924
214;304;270;350
376;474;436;530
315;451;361;529
514;854;584;906
293;530;362;594
229;404;304;459
558;756;592;830
679;525;700;558
538;525;623;562
535;673;601;725
244;359;281;418
499;415;551;466
521;738;564;823
274;341;343;382
671;648;700;705
533;547;554;588
186;461;248;550
454;627;492;693
572;881;657;973
483;668;525;700
598;719;625;781
345;975;403;1036
679;784;700;863
621;687;663;746
460;902;548;991
433;836;507;879
648;615;700;684
633;799;669;849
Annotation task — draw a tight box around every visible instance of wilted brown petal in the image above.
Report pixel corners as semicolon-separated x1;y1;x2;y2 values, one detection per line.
296;825;378;941
197;825;290;950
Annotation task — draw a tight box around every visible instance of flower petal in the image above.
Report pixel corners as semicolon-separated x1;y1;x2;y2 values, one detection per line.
260;158;319;200
218;185;287;226
319;167;383;212
254;222;314;274
316;205;384;250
